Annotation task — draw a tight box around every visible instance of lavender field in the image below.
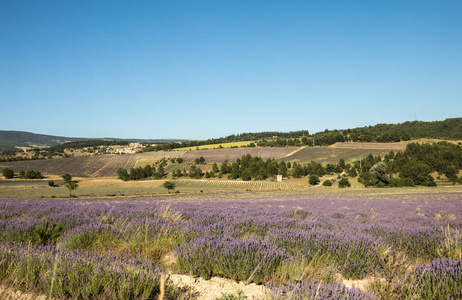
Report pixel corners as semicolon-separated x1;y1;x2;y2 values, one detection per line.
0;190;461;299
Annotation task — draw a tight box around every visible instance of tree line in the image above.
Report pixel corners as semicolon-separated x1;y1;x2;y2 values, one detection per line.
143;118;462;151
357;141;462;187
2;168;44;179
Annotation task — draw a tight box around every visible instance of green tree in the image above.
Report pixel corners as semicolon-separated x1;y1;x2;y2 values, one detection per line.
338;178;351;188
155;165;165;179
62;173;72;183
2;168;14;179
399;160;432;185
309;174;320;185
24;170;42;179
163;181;176;193
195;156;206;164
117;168;129;181
444;164;459;185
220;160;230;174
338;158;346;169
369;162;390;185
176;158;183;164
65;181;79;197
323;180;333;186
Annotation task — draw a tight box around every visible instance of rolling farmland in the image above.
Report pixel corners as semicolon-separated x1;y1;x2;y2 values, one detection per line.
181;147;300;163
0;151;184;177
0;142;416;178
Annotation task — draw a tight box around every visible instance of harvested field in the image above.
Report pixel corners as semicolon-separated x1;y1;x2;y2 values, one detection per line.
0;151;185;178
332;142;408;150
181;147;300;163
279;146;401;164
173;140;255;151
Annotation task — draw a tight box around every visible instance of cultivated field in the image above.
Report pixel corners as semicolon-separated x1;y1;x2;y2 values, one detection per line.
0;187;461;299
0;151;184;178
0;177;307;198
175;179;306;191
279;144;405;164
181;147;300;163
173;141;255;151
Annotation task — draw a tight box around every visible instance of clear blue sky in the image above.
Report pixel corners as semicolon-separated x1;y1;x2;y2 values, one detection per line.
1;1;461;140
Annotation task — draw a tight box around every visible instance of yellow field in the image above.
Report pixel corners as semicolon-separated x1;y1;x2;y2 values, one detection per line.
173;141;255;151
134;156;162;168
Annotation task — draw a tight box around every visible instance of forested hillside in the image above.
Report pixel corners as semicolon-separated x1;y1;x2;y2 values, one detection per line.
147;118;462;150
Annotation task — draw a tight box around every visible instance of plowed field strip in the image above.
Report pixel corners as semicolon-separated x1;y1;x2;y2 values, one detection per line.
91;155;116;177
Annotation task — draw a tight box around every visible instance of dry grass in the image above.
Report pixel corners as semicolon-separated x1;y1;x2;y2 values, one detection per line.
332;142;408;150
134;157;163;168
173;141;256;151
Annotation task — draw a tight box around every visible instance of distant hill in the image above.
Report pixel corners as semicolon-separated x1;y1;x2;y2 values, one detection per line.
148;118;462;151
0;130;188;151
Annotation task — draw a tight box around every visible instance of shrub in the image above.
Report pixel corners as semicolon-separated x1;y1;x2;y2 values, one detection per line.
2;168;14;179
163;181;176;192
308;174;320;185
338;178;351;188
322;180;332;186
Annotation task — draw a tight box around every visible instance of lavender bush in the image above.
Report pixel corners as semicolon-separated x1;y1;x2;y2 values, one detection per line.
0;191;460;299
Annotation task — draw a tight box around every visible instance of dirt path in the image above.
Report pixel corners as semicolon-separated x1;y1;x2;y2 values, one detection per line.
169;273;267;299
0;286;47;300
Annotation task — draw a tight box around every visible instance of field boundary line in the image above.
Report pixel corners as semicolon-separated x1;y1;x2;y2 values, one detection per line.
279;146;305;159
90;155;116;177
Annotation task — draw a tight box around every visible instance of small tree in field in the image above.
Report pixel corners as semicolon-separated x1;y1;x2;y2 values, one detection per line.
62;173;72;183
163;181;176;193
2;168;14;179
65;181;79;197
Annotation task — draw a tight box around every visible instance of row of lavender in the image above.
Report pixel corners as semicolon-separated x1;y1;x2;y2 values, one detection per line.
0;193;461;299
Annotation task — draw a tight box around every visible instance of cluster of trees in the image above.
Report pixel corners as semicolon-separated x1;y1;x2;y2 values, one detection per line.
19;170;44;179
2;168;44;179
117;158;172;181
194;156;205;164
117;164;166;181
216;155;335;181
357;141;462;187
